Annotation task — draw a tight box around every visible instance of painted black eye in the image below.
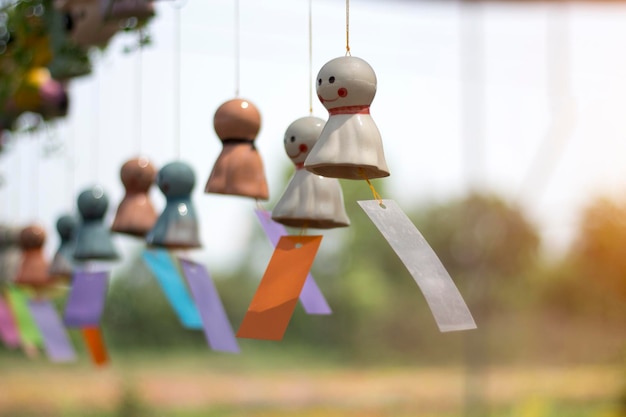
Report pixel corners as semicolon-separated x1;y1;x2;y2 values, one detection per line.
329;76;335;84
318;78;322;86
290;136;295;143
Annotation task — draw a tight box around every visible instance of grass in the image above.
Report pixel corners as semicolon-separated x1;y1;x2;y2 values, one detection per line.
0;348;623;417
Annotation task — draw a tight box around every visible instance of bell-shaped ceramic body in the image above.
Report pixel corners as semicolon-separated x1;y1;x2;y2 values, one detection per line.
73;186;119;261
49;215;77;279
146;161;201;249
111;157;158;237
101;0;155;20
272;116;350;229
304;56;390;180
205;98;269;200
14;225;52;288
57;0;120;48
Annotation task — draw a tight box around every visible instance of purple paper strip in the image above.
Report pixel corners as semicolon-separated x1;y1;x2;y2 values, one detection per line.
28;299;76;362
254;209;331;315
64;270;109;327
179;259;240;353
0;296;20;348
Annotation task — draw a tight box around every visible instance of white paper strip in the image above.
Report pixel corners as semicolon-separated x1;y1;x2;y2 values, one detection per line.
358;199;476;332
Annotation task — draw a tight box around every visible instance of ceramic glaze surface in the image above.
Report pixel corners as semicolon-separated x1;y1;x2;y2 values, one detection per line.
272;116;350;229
74;186;119;260
304;56;390;180
15;225;51;288
111;157;158;237
50;214;77;278
206;98;269;200
146;161;201;249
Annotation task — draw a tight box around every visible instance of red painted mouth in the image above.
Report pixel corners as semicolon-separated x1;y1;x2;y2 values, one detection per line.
319;88;348;103
318;94;339;103
286;144;308;159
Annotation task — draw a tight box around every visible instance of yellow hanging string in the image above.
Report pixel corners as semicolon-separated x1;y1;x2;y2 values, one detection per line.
299;222;309;236
358;168;384;206
345;0;351;56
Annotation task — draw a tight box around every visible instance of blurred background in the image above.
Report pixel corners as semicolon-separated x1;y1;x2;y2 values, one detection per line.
0;0;625;416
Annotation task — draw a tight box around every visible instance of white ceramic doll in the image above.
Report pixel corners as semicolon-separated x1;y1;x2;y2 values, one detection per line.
304;56;390;180
272;116;350;229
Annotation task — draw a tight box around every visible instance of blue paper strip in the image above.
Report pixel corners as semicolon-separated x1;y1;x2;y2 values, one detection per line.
64;270;109;327
180;259;240;353
254;209;332;315
142;249;202;329
28;299;76;363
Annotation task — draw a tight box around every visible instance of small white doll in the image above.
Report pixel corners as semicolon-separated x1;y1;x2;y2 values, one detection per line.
272;116;350;229
304;56;390;180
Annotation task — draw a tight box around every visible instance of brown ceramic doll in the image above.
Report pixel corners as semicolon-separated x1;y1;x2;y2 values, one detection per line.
205;98;269;200
14;225;53;290
111;157;158;237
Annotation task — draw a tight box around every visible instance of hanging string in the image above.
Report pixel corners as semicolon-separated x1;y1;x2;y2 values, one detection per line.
135;29;143;155
32;140;39;220
12;140;20;221
345;0;351;56
234;0;240;96
358;168;384;206
93;65;100;183
308;0;313;114
173;5;181;159
67;116;75;209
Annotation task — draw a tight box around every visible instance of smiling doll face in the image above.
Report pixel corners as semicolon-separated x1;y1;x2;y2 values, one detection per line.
316;56;377;111
283;116;325;166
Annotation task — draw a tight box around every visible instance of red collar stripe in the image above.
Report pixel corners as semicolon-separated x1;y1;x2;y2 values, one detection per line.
328;105;370;116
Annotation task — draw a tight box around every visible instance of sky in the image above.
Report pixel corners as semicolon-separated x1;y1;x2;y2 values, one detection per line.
2;0;626;272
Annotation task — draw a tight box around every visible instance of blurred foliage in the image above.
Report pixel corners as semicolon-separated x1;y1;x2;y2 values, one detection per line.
94;185;625;367
568;197;626;300
0;0;151;143
102;252;207;351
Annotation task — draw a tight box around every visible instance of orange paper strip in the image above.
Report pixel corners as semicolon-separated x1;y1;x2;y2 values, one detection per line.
82;327;109;366
237;235;322;341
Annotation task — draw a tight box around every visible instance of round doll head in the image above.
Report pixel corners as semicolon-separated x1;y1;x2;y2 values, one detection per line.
77;186;109;220
19;225;46;250
56;215;77;241
213;98;261;141
316;56;377;110
157;161;195;198
120;157;156;193
283;116;324;166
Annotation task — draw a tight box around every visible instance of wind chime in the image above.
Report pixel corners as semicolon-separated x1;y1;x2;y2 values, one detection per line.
139;2;239;354
49;215;77;281
7;223;77;363
304;0;475;333
237;1;347;341
63;186;119;366
0;141;77;363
